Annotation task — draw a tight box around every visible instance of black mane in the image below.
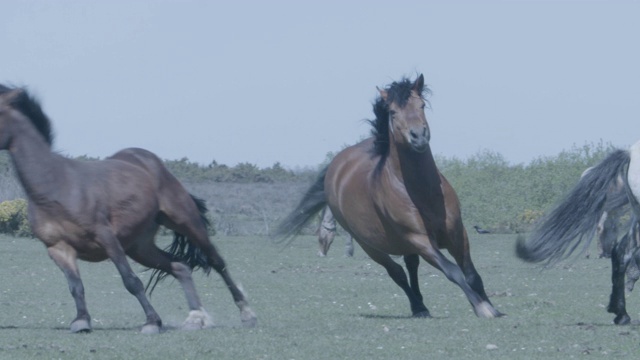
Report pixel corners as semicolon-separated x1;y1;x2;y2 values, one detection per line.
0;84;54;145
368;76;430;158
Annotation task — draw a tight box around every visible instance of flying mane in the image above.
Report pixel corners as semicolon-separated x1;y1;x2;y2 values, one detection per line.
0;84;54;145
368;77;430;162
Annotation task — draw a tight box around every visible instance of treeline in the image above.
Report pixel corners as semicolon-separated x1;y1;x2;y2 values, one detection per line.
163;158;316;183
437;141;616;233
0;141;622;236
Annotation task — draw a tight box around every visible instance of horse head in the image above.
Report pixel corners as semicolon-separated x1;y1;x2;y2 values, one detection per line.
378;74;430;153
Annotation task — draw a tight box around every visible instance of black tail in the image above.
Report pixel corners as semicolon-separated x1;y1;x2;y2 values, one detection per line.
273;167;328;243
146;194;212;294
516;149;631;265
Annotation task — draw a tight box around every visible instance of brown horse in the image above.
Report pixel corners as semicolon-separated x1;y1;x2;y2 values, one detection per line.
276;75;503;319
0;85;256;333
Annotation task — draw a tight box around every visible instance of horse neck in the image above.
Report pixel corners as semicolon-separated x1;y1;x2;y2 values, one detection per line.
7;118;66;203
387;141;444;210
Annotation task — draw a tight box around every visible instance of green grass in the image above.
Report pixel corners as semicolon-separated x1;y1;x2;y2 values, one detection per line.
0;233;638;359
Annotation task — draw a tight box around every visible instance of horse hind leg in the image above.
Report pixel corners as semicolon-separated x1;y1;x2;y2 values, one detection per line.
197;239;257;327
47;242;91;333
127;245;214;330
161;210;257;327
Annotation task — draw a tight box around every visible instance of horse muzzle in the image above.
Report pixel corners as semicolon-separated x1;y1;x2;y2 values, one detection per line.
409;130;430;153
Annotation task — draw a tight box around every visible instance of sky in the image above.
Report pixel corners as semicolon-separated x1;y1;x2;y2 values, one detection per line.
2;1;639;169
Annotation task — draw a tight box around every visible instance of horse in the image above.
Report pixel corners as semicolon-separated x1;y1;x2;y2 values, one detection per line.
317;206;354;257
516;141;640;324
0;85;256;333
275;75;503;319
581;166;625;259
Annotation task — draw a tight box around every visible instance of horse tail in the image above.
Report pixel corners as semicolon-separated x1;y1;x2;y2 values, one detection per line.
273;166;328;243
516;149;631;265
146;194;212;294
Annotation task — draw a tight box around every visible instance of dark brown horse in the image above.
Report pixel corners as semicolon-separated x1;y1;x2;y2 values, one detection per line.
276;75;503;319
0;85;256;333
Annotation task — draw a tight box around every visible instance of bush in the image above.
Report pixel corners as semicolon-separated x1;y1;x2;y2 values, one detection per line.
0;199;32;237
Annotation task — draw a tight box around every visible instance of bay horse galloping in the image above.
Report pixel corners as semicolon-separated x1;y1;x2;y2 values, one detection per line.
0;85;256;333
517;141;640;325
276;75;503;319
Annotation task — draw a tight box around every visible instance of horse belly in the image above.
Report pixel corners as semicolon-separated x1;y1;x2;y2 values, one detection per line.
331;203;418;256
75;245;109;262
33;211;118;261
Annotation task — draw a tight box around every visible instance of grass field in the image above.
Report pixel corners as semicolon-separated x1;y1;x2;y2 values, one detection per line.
0;233;638;359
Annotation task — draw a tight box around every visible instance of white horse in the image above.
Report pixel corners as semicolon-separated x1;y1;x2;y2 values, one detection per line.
518;140;640;325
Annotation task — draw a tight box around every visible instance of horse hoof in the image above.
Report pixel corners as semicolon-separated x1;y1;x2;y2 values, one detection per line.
614;314;631;325
241;308;257;327
140;324;161;334
475;301;501;318
182;309;214;331
412;311;432;318
70;319;92;333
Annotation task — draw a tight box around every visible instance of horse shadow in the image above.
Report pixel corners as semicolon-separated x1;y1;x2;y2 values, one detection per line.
358;313;448;320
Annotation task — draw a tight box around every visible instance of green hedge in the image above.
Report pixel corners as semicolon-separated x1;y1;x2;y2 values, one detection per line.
0;199;32;237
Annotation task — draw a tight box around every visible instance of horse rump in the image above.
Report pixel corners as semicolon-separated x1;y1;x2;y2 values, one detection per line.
516;150;630;265
146;194;212;293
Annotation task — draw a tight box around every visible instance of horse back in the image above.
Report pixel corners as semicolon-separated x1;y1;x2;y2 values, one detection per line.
108;147;203;229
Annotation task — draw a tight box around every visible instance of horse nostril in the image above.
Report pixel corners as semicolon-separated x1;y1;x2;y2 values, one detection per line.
410;130;418;139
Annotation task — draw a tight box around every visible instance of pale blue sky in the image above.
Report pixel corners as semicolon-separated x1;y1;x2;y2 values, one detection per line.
2;1;639;168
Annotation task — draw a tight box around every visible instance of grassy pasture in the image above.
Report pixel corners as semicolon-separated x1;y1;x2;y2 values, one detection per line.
0;233;638;359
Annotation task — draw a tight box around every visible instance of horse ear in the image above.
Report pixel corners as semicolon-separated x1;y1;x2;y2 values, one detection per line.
377;86;388;102
413;74;424;93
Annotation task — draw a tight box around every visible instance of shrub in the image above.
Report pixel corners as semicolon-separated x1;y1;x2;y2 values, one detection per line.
0;199;32;237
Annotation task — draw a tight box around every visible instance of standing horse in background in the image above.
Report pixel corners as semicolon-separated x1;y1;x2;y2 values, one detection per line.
276;75;503;319
317;206;354;257
517;141;640;324
0;86;256;333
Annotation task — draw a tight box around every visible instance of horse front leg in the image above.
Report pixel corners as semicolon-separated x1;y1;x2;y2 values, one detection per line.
411;234;502;319
47;242;91;333
97;229;163;333
359;243;430;317
608;234;631;325
403;254;424;304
